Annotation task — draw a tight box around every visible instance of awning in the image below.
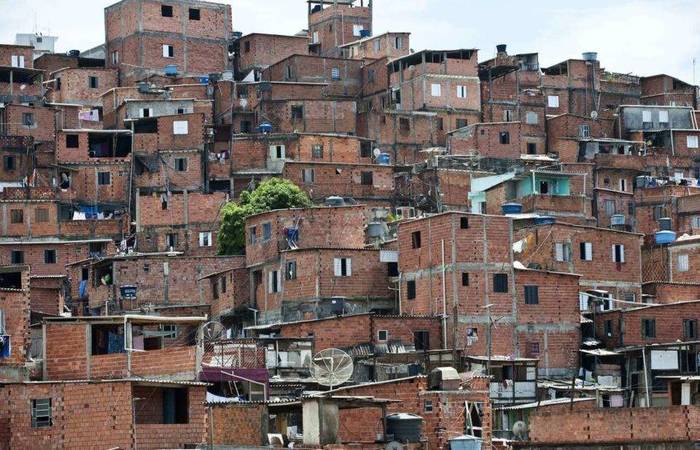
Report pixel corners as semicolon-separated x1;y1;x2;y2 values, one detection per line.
580;348;620;356
199;367;269;385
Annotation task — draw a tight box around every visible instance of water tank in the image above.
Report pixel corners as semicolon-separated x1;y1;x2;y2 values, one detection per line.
610;214;626;226
325;196;345;207
658;217;672;231
164;65;178;76
386;413;422;443
450;435;482;450
496;44;507;54
367;222;385;238
582;52;598;61
635;176;649;189
655;230;676;245
258;122;273;133
502;203;523;215
376;153;391;165
68;49;80;57
534;216;556;225
359;29;371;38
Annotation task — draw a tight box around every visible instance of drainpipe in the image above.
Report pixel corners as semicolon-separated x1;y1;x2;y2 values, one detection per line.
441;239;447;350
642;345;651;407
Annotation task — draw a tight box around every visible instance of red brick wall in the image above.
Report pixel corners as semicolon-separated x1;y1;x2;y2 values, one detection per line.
260;99;357;134
2;105;57;143
210;403;266;446
308;3;372;57
238;34;309;71
283;162;394;202
0;45;33;68
50;68;118;106
0;242;108;277
0;268;31;375
0;201;59;237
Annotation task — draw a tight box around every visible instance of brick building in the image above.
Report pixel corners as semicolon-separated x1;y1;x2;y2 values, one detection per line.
308;0;372;58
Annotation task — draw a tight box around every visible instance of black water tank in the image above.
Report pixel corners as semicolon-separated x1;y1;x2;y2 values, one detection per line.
68;50;80;57
386;413;422;443
496;44;507;54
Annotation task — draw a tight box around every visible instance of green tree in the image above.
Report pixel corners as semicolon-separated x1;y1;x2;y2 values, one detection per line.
217;178;312;255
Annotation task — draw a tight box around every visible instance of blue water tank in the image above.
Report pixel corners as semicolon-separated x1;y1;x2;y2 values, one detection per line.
164;65;178;76
534;216;556;225
0;335;10;359
198;76;209;85
258;122;273;133
360;29;371;38
502;203;523;215
658;217;672;231
376;153;391;165
450;435;482;450
655;230;676;245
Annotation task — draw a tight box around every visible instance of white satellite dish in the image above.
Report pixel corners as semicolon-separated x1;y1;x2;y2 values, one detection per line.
512;420;528;441
311;348;354;389
373;148;382;158
590;110;598;120
201;321;225;342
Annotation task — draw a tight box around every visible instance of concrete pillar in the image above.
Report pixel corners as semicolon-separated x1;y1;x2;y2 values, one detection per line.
302;398;339;446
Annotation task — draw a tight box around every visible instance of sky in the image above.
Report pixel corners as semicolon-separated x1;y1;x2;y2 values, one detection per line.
0;0;699;83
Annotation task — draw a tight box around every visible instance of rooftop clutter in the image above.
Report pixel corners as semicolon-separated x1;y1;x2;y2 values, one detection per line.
0;0;700;448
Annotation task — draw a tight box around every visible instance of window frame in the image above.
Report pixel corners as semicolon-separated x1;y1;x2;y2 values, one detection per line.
493;273;508;293
524;285;539;305
31;398;52;428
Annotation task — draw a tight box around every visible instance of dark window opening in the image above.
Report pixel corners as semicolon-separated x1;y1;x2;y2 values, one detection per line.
240;121;252;133
493;273;508;293
133;387;189;424
10;251;24;265
291;105;304;119
642;319;656;339
399;118;410;132
460;217;469;229
44;249;57;264
97;172;111;185
10;209;23;224
66;134;79;148
31;398;52;428
437;117;444;131
0;271;22;289
684;319;698;340
244;41;251;53
527;142;537;154
175;157;188;172
161;5;173;17
387;262;399;277
407;280;416;299
286;261;297;280
134;118;158;134
456;118;468;128
604;319;613;336
22;113;34;127
360;171;373;185
524;285;539;304
3;155;16;171
462;273;470;286
499;131;510;144
88;76;98;89
411;231;421;249
360;141;372;158
189;8;200;20
88;133;131;158
91;324;124;355
414;330;430;351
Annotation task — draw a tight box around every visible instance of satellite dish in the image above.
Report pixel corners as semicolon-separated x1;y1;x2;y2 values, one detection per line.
311;348;354;389
512;420;528;441
201;321;225;342
373;148;381;158
385;441;403;450
590;110;598;120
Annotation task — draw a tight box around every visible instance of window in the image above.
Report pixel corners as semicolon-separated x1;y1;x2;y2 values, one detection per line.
642;110;652;124
3;155;16;171
377;330;388;341
395;36;403;49
659;110;669;123
579;124;591;138
198;232;212;247
525;111;538;124
604;199;616;216
406;280;416;299
692;216;700;229
436;117;444;131
431;83;442;97
302;168;314;183
111;51;119;65
411;231;421;249
97;172;111;185
312;31;319;44
503;110;513;122
399;118;410;132
31;399;52;428
334;257;352;277
687;136;699;149
373;39;381;52
580;242;593;261
684;319;698;340
10;209;23;224
174;157;188;172
524;285;539;304
653;205;666;220
35;208;49;223
612;244;625;263
286;261;297;280
462;273;470;286
161;4;173;17
460;217;469;229
88;76;99;89
11;250;24;264
642;319;656;339
312;144;323;159
23;113;34;127
173;120;188;134
352;24;364;37
331;67;341;81
44;249;57;264
499;131;510;144
11;55;25;68
139;108;152;118
414;330;430;351
547;95;559;108
555;242;572;262
163;44;175;58
424;400;433;413
456;118;468;128
189;8;200;20
529;342;540;356
678;254;689;272
527;143;537;154
493;273;508;293
291;105;304;119
360;171;373;185
268;270;281;293
177;108;185;114
619;179;627;192
360;142;372;158
248;226;257;244
456;85;467;98
244;41;251;53
270;144;286;160
604;320;613;337
257;223;270;243
66;134;79;148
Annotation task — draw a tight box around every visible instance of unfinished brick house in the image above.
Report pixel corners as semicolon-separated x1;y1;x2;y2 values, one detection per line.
0;266;31;382
47;67;119;107
235;33;309;76
641;74;699;108
340;32;411;61
308;0;372;58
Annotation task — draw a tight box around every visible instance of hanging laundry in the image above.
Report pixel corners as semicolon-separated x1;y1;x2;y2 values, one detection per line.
79;279;88;298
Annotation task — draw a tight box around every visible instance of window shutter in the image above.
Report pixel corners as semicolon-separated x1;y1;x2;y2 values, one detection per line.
277;270;282;291
334;258;342;277
268;272;274;293
162;45;169;58
555;243;564;261
199;233;204;247
345;258;352;276
620;245;625;263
